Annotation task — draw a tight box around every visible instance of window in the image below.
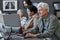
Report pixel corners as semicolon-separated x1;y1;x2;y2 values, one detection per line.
3;0;17;11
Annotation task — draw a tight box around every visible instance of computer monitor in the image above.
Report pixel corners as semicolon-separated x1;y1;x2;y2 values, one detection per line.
3;14;21;27
53;2;60;11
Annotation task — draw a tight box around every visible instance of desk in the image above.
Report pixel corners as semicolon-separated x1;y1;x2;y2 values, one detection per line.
9;34;44;40
22;38;43;40
11;38;43;40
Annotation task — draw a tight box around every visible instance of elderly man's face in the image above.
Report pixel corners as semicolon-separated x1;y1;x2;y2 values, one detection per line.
38;7;48;17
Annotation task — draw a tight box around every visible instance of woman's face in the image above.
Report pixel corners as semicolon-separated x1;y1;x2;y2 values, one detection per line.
38;7;48;17
27;9;33;17
18;11;24;17
23;1;28;8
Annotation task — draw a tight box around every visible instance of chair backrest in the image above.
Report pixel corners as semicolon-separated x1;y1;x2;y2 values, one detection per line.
55;21;60;39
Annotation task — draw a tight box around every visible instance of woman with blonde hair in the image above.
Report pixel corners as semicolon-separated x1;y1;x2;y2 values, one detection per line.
17;9;27;27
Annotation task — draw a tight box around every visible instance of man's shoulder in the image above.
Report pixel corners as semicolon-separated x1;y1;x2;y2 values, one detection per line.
49;14;57;20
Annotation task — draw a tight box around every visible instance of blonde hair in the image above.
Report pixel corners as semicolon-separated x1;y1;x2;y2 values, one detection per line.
17;9;24;14
37;2;49;12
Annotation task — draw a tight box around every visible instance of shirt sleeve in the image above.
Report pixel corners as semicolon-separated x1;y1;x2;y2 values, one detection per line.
21;17;27;27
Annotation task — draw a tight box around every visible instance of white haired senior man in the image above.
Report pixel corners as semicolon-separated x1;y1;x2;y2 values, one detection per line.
24;2;59;40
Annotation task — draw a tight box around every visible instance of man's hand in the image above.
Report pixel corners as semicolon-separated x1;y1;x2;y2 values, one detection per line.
25;33;36;38
22;27;26;32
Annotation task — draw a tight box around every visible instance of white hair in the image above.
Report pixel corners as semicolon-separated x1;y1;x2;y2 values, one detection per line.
37;2;49;12
17;9;24;14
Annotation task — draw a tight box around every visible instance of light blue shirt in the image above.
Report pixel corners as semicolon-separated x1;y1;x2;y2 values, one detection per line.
20;17;27;27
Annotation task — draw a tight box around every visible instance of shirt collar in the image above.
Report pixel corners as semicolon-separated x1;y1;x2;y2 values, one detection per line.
41;14;50;21
32;14;36;18
29;14;36;19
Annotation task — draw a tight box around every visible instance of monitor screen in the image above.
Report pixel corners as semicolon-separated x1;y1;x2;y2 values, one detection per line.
54;3;60;10
3;14;21;27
